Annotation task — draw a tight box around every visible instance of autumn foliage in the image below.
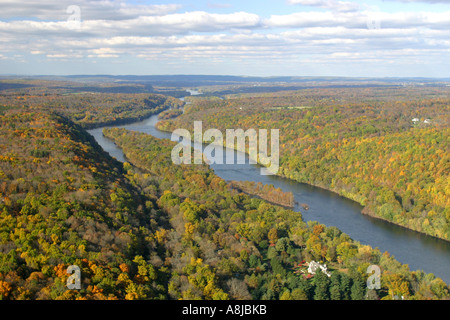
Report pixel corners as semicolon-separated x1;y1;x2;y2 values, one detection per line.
158;86;450;240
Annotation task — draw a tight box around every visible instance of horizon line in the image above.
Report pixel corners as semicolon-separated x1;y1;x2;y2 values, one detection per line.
1;74;450;81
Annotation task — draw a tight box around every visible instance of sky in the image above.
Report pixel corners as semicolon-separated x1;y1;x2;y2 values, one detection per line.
0;0;450;77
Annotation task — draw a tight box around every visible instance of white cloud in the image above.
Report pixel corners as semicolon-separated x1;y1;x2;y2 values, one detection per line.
133;11;262;33
0;10;263;40
0;0;182;20
287;0;361;12
0;0;449;76
88;47;120;58
266;9;450;30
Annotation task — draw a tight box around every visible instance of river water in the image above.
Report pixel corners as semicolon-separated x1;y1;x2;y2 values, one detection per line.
87;113;450;284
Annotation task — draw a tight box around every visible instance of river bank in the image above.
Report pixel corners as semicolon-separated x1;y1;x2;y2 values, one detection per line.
156;120;448;243
87;112;450;284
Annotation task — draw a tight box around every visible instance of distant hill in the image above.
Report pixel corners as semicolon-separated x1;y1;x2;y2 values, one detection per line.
2;74;450;88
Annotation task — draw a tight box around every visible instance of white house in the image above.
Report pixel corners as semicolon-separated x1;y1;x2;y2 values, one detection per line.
412;118;419;123
307;261;331;277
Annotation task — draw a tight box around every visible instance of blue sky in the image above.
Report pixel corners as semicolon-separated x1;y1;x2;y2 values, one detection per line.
136;0;449;15
1;0;450;77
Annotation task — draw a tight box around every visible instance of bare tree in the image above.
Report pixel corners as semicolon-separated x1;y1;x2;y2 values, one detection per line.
226;278;252;300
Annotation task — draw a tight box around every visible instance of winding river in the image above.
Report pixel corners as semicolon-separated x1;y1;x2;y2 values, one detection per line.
87;110;450;284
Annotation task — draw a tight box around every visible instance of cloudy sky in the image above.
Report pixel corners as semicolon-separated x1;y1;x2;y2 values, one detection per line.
1;0;449;77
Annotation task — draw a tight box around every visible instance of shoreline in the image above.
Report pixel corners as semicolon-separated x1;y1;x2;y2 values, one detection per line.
78;107;169;130
155;119;449;243
87;110;450;283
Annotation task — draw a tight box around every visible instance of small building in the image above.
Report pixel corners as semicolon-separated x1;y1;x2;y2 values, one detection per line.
412;118;419;123
424;119;431;124
307;261;331;277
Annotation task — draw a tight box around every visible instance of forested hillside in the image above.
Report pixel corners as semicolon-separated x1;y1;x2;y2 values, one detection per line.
0;91;183;129
0;85;448;300
102;127;449;300
157;87;450;241
0;111;163;299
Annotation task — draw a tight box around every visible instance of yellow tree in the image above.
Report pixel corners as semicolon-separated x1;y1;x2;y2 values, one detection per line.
384;273;410;299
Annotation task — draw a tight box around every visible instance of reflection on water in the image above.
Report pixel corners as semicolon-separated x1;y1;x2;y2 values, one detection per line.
88;114;450;284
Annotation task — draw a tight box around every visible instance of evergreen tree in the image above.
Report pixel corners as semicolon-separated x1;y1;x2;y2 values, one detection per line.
297;276;313;300
340;273;352;300
350;276;366;300
313;269;330;300
330;272;341;300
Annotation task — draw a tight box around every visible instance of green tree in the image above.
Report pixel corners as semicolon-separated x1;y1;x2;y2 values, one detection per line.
180;199;202;223
248;254;261;268
340;273;351;300
275;237;290;252
350;276;366;300
313;269;330;300
270;256;286;277
330;272;341;300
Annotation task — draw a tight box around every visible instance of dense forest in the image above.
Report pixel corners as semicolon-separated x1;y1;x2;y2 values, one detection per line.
0;82;448;300
0;111;160;299
157;87;450;241
101;127;449;300
0;91;183;129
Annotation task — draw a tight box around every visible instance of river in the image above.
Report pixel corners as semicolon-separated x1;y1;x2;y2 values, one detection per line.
87;112;450;284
